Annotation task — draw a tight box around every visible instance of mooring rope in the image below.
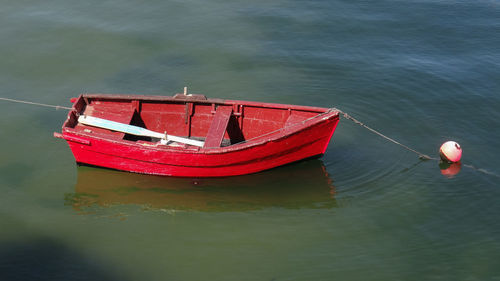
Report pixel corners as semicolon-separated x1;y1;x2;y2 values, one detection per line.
0;97;72;111
334;108;500;178
334;108;435;160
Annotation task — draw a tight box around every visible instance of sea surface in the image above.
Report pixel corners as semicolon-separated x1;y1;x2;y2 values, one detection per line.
1;1;499;280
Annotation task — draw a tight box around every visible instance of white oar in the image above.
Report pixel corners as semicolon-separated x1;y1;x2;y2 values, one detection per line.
78;115;205;147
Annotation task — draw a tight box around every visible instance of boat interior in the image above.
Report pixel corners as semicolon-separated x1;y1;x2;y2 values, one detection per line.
65;94;325;148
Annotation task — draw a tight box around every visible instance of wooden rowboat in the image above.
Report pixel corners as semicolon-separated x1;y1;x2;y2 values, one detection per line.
54;92;340;177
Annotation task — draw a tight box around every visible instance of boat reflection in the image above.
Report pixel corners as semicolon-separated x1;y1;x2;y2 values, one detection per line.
66;160;337;213
439;161;462;178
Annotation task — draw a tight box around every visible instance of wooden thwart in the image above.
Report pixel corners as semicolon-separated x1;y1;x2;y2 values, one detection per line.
204;106;233;148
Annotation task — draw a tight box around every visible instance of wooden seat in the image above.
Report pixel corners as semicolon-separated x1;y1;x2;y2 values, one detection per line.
204;106;233;148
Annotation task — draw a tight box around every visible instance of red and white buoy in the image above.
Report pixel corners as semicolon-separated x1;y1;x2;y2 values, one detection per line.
439;141;462;163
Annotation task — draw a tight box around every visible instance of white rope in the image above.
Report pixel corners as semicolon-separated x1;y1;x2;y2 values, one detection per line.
336;109;500;177
0;97;72;111
335;109;434;160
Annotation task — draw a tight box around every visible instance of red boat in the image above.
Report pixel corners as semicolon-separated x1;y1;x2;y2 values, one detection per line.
54;92;340;177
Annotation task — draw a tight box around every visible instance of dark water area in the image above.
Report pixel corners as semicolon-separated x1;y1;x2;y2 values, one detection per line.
1;0;499;280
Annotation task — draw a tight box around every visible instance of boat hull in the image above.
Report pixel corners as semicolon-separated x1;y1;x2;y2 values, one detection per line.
56;94;340;177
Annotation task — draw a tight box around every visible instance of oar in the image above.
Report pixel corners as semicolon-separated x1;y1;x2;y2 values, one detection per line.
78;115;205;147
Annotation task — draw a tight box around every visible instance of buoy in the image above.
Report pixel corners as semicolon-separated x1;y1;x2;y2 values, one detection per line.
439;141;462;163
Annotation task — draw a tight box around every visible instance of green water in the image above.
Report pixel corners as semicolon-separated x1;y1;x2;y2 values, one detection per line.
1;0;500;280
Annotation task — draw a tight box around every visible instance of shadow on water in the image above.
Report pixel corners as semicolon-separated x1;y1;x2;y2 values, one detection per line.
65;160;337;213
0;237;122;281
